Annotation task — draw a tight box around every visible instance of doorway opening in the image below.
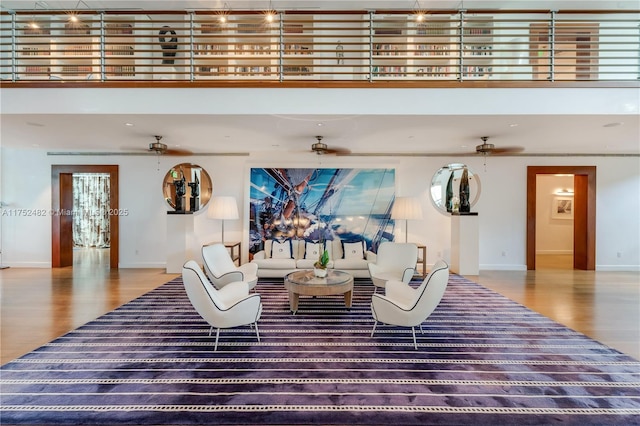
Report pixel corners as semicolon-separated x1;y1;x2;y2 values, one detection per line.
535;174;574;269
52;165;119;269
527;166;596;270
72;173;111;269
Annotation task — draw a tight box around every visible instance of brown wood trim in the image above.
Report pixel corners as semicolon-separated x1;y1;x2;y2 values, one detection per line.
3;81;639;90
526;166;596;270
51;165;119;269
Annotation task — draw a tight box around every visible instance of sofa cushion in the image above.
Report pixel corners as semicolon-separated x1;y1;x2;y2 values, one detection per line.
252;258;297;270
271;239;293;259
304;241;323;260
334;258;369;270
342;240;366;260
296;258;335;269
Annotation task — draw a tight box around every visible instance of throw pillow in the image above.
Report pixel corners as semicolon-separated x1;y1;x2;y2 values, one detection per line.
271;239;293;259
304;242;323;259
342;240;366;260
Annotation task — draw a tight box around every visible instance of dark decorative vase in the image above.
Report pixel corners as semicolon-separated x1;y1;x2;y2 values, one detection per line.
445;171;454;213
459;167;471;213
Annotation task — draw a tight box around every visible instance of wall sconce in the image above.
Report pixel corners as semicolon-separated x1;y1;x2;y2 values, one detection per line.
555;189;574;196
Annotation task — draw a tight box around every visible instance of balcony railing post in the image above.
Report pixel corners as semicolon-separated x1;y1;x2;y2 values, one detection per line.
10;11;16;81
279;12;284;82
550;10;556;82
189;12;195;81
459;10;465;82
368;11;373;82
99;12;105;81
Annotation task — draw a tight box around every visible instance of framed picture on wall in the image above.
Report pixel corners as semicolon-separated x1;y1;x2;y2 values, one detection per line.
551;196;574;219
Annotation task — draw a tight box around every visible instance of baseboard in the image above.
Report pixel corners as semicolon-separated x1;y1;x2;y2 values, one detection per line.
596;265;640;272
0;262;52;268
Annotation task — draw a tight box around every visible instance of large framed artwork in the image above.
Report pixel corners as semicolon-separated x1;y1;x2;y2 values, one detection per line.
249;168;395;257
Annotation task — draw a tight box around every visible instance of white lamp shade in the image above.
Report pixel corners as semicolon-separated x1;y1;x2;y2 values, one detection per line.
207;196;239;220
391;196;423;220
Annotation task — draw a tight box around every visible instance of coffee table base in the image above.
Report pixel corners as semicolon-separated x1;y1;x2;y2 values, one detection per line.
284;270;354;314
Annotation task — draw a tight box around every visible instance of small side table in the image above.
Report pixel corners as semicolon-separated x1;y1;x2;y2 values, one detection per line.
204;241;241;266
414;244;427;278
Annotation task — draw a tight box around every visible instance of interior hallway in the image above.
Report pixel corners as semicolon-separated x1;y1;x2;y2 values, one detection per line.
1;251;638;364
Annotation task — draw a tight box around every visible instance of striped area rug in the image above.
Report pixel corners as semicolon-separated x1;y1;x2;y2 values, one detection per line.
1;275;639;425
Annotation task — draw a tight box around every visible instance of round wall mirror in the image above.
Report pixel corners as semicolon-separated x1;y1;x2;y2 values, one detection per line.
430;163;481;215
163;163;212;212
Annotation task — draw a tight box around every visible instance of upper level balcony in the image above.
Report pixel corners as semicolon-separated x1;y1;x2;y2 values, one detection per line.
1;9;638;87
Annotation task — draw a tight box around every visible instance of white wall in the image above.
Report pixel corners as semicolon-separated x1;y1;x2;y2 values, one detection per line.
1;146;638;271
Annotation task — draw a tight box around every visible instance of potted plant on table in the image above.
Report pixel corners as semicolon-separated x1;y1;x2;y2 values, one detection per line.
314;248;330;278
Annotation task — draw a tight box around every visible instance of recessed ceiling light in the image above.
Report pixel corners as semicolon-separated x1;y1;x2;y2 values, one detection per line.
125;122;134;127
509;123;519;127
603;122;623;128
317;123;323;127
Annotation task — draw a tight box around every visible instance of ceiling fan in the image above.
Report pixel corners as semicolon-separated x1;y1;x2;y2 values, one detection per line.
475;136;524;156
311;136;351;155
147;135;192;156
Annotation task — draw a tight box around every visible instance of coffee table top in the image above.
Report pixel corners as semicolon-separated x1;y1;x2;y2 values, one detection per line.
285;269;352;286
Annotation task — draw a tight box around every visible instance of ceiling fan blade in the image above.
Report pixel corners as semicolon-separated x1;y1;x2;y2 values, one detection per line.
326;147;352;155
164;148;193;156
490;146;524;155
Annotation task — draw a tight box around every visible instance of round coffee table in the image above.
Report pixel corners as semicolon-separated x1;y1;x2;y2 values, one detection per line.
283;270;354;314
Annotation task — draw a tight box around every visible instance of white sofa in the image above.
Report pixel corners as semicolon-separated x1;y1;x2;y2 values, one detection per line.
251;238;375;278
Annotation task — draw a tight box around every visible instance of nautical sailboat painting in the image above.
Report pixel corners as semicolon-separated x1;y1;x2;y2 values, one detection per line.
249;168;396;256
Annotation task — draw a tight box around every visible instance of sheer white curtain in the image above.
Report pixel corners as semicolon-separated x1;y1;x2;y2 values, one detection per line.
73;173;110;248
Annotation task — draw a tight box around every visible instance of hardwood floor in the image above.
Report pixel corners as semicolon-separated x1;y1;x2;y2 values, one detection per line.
1;251;638;364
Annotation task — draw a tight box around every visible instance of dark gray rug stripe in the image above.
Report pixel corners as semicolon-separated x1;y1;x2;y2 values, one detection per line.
1;275;639;426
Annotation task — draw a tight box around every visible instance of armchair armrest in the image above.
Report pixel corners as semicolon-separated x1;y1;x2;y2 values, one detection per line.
220;293;262;328
212;270;244;288
238;262;258;277
385;280;417;308
216;280;249;307
401;267;415;283
366;251;377;262
253;250;266;260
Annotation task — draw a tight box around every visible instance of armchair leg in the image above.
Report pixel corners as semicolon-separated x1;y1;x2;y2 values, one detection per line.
208;326;213;336
419;324;424;334
371;321;377;337
254;322;261;343
214;328;220;351
411;327;417;350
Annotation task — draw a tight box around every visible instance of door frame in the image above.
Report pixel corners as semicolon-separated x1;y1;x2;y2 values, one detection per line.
51;165;119;269
526;166;596;270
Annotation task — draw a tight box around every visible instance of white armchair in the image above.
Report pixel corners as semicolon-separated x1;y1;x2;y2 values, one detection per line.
368;242;418;292
182;260;262;351
202;243;258;290
370;259;449;349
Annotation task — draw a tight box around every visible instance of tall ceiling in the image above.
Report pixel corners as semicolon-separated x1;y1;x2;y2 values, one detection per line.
1;1;638;157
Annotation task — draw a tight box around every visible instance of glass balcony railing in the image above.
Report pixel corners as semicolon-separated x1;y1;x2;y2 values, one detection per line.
1;9;638;83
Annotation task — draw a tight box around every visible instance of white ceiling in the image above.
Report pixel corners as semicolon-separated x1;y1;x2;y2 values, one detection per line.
2;113;638;157
1;1;638;157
